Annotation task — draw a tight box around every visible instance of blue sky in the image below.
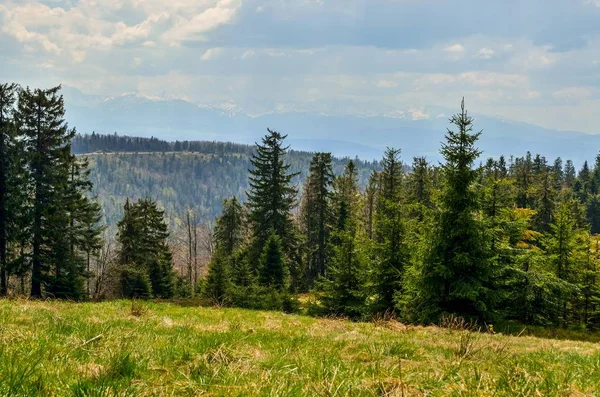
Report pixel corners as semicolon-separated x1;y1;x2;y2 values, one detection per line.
2;0;600;132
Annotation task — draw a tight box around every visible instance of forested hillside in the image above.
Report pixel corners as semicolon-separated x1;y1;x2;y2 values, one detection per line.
7;83;600;334
73;134;381;228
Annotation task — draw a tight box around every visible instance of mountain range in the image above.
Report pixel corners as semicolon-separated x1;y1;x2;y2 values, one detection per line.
61;86;599;165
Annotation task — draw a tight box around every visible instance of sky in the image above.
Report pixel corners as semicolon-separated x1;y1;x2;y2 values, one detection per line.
2;0;600;133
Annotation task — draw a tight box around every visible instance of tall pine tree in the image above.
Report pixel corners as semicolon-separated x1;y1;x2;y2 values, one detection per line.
300;152;334;287
247;129;299;270
419;99;494;321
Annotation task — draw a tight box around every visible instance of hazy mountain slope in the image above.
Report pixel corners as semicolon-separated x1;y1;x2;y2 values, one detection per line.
83;148;380;229
63;88;599;164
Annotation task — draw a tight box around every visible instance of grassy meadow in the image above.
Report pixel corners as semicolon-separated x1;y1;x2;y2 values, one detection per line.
1;299;600;396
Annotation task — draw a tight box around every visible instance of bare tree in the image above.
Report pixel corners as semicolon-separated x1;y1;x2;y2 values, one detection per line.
92;235;116;300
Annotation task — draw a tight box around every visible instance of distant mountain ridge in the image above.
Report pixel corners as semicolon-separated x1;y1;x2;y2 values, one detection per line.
62;86;599;165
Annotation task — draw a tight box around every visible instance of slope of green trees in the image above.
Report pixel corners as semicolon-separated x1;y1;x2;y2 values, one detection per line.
77;135;381;228
6;81;600;331
206;100;600;329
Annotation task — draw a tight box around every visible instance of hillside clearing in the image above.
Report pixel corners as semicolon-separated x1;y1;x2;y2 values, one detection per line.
0;300;599;396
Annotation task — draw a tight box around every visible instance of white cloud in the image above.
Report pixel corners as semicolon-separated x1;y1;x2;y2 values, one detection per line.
444;43;465;53
161;0;241;44
241;50;256;59
201;47;223;60
409;108;430;120
476;47;494;59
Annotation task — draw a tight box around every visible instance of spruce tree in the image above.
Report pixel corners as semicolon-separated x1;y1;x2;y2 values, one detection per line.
116;198;174;298
320;230;367;319
204;249;233;304
532;164;557;232
372;148;409;313
247;129;299;268
213;197;245;256
407;157;433;211
332;161;359;234
17;86;76;298
363;171;380;240
259;234;288;289
300;152;334;286
321;160;366;318
420;99;494;320
564;160;576;188
543;199;584;326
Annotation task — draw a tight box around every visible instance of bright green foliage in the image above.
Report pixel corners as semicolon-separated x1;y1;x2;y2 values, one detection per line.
514;152;534;209
204;249;233;304
578;233;600;328
542;198;587;326
320;160;367;318
363;171;380;240
300;152;334;287
419;99;494;321
532;163;557;232
332;161;359;233
406;156;434;218
116;198;174;298
371;148;409;314
320;230;367;319
259;234;288;289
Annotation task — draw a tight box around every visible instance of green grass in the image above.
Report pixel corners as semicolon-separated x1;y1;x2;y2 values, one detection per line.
1;300;600;396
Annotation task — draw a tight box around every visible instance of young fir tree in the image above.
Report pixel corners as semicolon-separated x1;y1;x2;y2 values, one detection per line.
213;197;245;256
363;171;381;240
116;198;174;298
372;148;409;314
321;160;366;318
0;83;19;296
407;157;433;214
552;157;564;191
480;158;515;253
515;152;534;209
246;129;299;270
579;233;600;328
532;164;557;232
300;152;334;287
204;249;233;304
259;234;288;289
332;161;359;234
564;160;576;188
419;99;494;321
542;199;585;326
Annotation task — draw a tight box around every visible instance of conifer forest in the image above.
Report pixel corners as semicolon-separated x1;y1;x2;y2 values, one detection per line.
3;83;600;332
